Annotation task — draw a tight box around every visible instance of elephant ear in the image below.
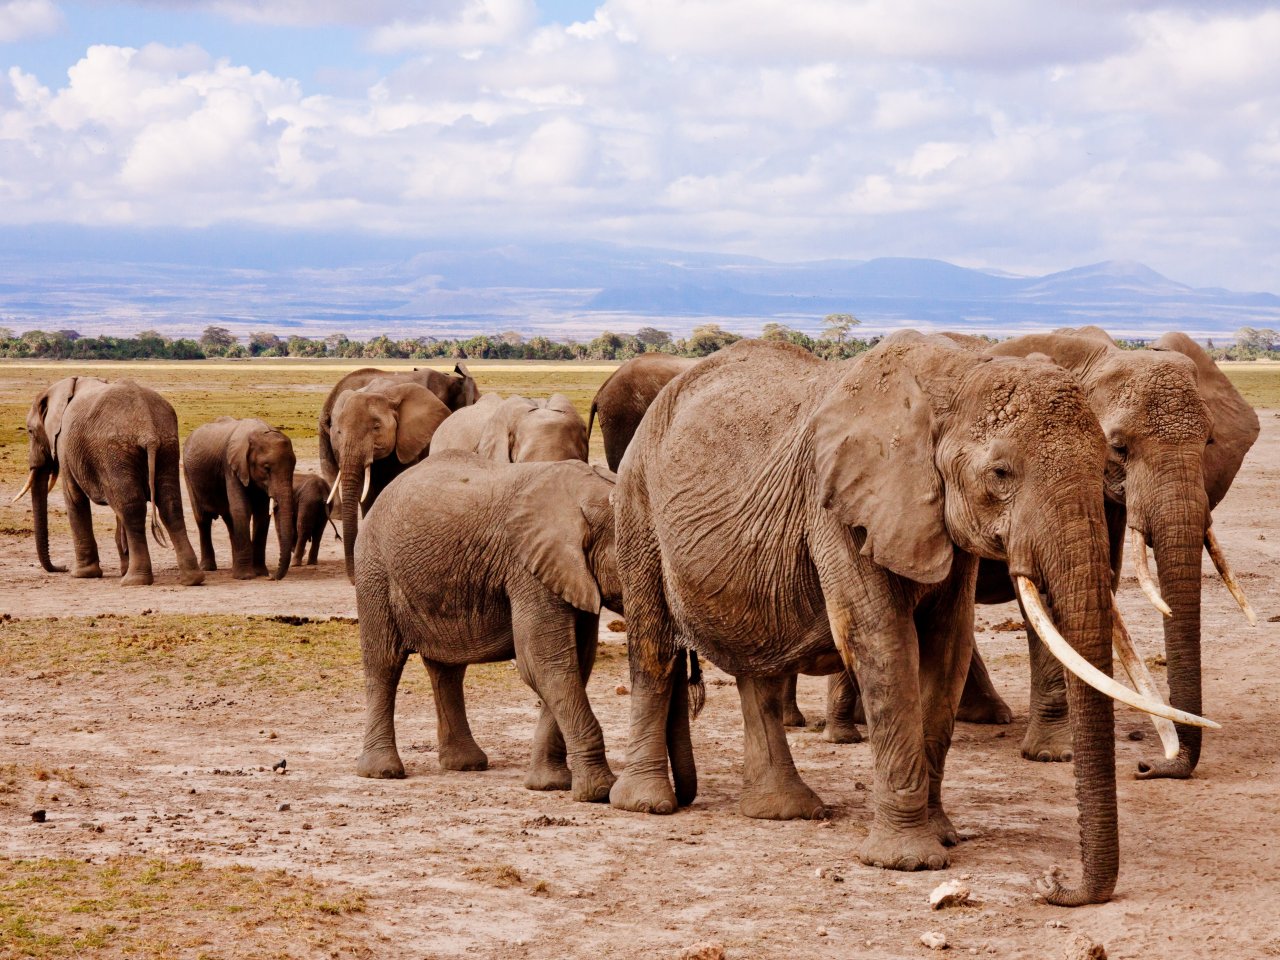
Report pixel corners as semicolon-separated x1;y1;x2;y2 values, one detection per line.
989;331;1106;376
385;383;451;464
509;461;602;613
477;397;537;462
453;362;480;406
227;421;256;486
1053;325;1118;346
34;377;79;458
812;349;951;584
1152;332;1260;507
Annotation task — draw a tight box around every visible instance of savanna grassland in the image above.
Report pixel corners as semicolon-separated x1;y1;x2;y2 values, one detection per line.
2;357;1280;959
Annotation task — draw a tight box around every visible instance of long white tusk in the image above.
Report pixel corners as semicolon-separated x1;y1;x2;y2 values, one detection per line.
327;481;340;506
1205;527;1258;627
11;470;35;503
1128;527;1172;617
269;497;277;515
1112;609;1180;760
46;469;58;494
1015;576;1220;730
360;466;371;504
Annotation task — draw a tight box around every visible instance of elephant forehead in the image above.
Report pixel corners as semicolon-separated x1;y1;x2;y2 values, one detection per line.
1094;358;1209;443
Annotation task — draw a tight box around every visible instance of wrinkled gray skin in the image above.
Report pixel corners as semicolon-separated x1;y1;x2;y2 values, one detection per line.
935;327;1258;778
355;454;622;802
431;393;588;462
318;363;479;485
183;417;298;581
611;335;1120;907
291;472;336;567
330;378;453;581
22;376;203;587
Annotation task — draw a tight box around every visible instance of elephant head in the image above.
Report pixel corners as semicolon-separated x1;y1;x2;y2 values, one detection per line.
478;394;589;463
17;376;105;573
814;332;1137;905
330;379;452;580
990;326;1258;778
228;420;298;580
508;460;621;614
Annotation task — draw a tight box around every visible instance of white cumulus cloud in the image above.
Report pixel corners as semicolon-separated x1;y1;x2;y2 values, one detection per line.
0;0;61;42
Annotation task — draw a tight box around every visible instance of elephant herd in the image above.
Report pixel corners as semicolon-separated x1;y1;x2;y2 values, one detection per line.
14;326;1261;908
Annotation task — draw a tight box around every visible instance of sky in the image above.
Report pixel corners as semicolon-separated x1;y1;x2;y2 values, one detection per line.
1;1;1279;291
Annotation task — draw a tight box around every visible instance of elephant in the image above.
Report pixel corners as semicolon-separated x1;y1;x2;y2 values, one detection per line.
329;378;453;580
431;393;589;462
608;333;1213;907
291;472;336;567
318;363;479;485
183;417;298;580
15;376;203;587
932;326;1259;778
590;354;697;470
354;453;621;803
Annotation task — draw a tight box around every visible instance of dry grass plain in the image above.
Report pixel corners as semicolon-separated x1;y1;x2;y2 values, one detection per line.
1;357;1279;959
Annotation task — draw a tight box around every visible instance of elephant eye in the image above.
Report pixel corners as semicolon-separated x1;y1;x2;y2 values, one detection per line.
1109;442;1128;461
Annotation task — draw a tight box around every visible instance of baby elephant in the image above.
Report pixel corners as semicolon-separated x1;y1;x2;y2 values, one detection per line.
355;453;621;802
291;472;336;567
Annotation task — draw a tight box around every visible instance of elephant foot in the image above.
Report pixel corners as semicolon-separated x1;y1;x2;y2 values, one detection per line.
824;720;864;744
72;563;103;579
609;768;677;815
438;741;488;772
200;558;217;572
956;690;1014;725
1021;717;1073;762
525;759;572;792
356;747;405;779
253;565;270;579
860;825;949;871
740;776;827;821
783;704;807;728
179;568;205;587
232;567;257;581
1135;754;1194;781
121;570;154;587
570;763;617;803
929;807;960;847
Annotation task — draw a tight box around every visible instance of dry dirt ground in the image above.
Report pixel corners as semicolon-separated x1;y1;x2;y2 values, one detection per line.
3;409;1280;957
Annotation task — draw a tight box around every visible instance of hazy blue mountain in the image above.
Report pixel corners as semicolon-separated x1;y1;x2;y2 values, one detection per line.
0;226;1275;341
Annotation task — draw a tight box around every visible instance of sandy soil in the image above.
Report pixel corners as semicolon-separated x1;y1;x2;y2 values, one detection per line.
3;422;1280;959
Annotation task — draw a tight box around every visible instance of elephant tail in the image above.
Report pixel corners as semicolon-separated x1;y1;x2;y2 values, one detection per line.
687;650;705;720
328;517;341;541
587;399;597;446
145;442;171;548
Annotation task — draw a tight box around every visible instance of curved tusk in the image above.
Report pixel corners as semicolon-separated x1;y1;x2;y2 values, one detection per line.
1128;527;1172;617
327;481;340;506
46;469;59;494
1015;577;1219;730
1112;609;1180;760
11;470;35;503
269;497;277;515
360;466;371;504
1205;527;1257;627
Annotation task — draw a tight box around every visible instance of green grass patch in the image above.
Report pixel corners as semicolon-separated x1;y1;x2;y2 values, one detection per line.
0;856;371;958
1219;363;1280;409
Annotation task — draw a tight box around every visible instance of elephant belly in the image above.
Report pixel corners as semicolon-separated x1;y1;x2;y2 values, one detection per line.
393;590;515;666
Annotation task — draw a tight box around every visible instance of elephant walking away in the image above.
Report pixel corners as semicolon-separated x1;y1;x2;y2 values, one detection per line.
329;378;453;580
609;333;1216;907
15;376;203;587
590;354;697;470
355;453;620;802
183;417;298;580
319;363;479;485
430;393;589;462
291;472;336;567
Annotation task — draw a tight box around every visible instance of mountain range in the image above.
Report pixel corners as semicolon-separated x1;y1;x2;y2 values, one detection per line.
1;227;1275;342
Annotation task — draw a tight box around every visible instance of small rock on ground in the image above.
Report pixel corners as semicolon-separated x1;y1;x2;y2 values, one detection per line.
677;942;725;960
929;879;971;910
1063;934;1107;960
921;931;949;950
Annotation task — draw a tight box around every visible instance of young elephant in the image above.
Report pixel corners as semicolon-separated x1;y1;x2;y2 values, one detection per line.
16;376;203;586
291;472;336;567
430;393;588;462
183;417;298;580
355;454;620;802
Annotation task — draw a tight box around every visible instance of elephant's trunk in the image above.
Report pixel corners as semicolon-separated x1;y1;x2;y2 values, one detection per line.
32;466;66;573
1030;493;1117;906
339;460;366;583
270;478;296;581
1141;458;1210;779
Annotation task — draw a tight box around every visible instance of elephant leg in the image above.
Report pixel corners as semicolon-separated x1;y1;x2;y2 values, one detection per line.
291;523;307;566
195;510;218;571
514;610;613;802
307;531;321;565
119;501;154;586
355;597;409;779
525;613;599;792
824;669;864;743
1020;612;1073;763
737;674;826;820
250;496;271;578
114;515;129;576
956;644;1014;725
63;478;102;578
225;484;256;579
423;660;488;772
156;483;202;586
780;673;807;727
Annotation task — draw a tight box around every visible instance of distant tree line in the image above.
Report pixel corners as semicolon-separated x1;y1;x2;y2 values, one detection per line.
0;315;875;362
